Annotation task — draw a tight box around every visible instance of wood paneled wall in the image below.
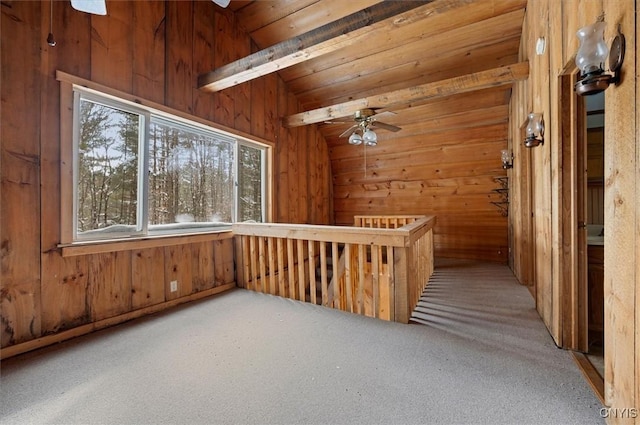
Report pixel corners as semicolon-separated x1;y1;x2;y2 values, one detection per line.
0;0;332;353
329;87;512;263
510;0;638;420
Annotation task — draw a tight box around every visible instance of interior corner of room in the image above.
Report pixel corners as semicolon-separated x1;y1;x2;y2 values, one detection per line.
1;1;638;423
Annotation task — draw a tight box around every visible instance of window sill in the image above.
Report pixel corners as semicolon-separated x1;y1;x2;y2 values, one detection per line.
59;230;233;257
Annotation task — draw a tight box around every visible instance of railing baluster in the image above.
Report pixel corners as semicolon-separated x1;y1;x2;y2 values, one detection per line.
308;241;317;305
320;241;328;306
259;236;267;293
344;243;353;313
242;235;250;288
387;245;395;320
287;238;295;300
331;241;339;309
268;237;276;295
249;236;258;292
297;239;305;301
357;244;365;315
277;238;285;297
371;244;380;319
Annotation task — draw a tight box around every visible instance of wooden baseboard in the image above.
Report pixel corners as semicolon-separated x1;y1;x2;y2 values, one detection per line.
572;351;605;404
0;283;236;360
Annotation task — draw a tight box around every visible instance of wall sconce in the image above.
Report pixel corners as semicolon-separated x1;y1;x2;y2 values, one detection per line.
574;19;625;96
501;149;513;169
524;113;544;148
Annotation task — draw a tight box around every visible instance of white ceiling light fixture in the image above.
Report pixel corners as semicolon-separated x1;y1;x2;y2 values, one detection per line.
212;0;231;7
324;108;400;176
348;131;363;146
363;127;378;146
70;0;107;15
329;108;401;145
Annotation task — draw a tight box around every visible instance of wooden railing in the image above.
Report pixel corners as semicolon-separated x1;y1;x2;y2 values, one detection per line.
232;215;436;323
354;215;425;229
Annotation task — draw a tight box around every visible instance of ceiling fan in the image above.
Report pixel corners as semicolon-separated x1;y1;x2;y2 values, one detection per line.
330;109;401;146
48;0;230;46
69;0;229;15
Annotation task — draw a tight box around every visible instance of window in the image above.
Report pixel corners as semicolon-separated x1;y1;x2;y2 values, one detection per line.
72;87;268;242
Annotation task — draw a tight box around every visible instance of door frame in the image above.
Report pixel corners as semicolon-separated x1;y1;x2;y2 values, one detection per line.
559;69;589;352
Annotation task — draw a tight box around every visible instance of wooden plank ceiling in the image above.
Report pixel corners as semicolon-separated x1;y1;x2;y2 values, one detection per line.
217;0;527;120
212;0;528;262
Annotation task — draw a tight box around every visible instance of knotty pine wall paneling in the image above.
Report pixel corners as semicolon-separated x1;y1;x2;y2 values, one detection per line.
602;0;636;417
636;2;640;413
512;0;638;420
0;0;332;355
528;0;555;339
287;93;301;224
39;1;91;336
193;0;217;123
132;1;165;105
508;9;533;289
275;78;290;223
1;1;42;346
330;86;511;263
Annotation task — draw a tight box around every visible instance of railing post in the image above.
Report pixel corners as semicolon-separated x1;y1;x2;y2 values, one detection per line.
393;246;412;323
234;236;244;288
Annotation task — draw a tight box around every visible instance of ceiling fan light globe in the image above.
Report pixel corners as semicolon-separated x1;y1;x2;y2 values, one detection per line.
71;0;107;15
363;129;377;145
212;0;231;7
348;132;363;145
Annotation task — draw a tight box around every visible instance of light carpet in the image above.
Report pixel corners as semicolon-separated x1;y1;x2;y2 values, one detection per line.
0;260;603;424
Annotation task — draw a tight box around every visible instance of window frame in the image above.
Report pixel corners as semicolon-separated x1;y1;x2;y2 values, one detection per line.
73;89;151;241
58;71;273;255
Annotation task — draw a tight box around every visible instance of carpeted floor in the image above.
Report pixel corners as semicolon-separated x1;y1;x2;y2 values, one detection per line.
0;260;604;425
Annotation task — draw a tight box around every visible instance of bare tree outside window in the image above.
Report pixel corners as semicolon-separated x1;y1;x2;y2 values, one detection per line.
73;91;267;241
238;144;263;222
149;120;234;225
76;100;139;234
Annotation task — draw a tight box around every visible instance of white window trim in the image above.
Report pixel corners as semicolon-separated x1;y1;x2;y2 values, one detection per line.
72;89;151;241
57;71;273;253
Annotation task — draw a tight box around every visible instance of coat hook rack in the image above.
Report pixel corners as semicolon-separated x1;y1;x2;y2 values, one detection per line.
492;177;509;217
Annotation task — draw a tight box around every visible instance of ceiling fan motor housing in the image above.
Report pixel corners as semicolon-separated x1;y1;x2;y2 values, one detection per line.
354;108;376;122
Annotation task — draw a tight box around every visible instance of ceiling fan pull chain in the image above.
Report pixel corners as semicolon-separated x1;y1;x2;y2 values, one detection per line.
47;0;56;47
364;143;367;177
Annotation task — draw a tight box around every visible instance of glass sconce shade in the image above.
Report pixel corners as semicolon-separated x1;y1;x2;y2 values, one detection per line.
501;149;513;169
348;132;363;145
575;22;608;77
363;129;378;146
574;20;625;96
524;113;544;148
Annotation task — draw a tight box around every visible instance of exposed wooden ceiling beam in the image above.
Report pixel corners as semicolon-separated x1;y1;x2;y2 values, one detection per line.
197;1;431;92
283;62;529;128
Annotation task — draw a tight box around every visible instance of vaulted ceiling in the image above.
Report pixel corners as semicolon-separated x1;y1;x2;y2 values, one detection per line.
203;0;528;144
205;0;529;261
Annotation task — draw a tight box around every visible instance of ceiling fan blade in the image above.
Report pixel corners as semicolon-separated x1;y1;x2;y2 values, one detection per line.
372;110;397;119
323;118;353;124
339;125;358;138
70;0;107;15
371;121;402;132
212;0;231;7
